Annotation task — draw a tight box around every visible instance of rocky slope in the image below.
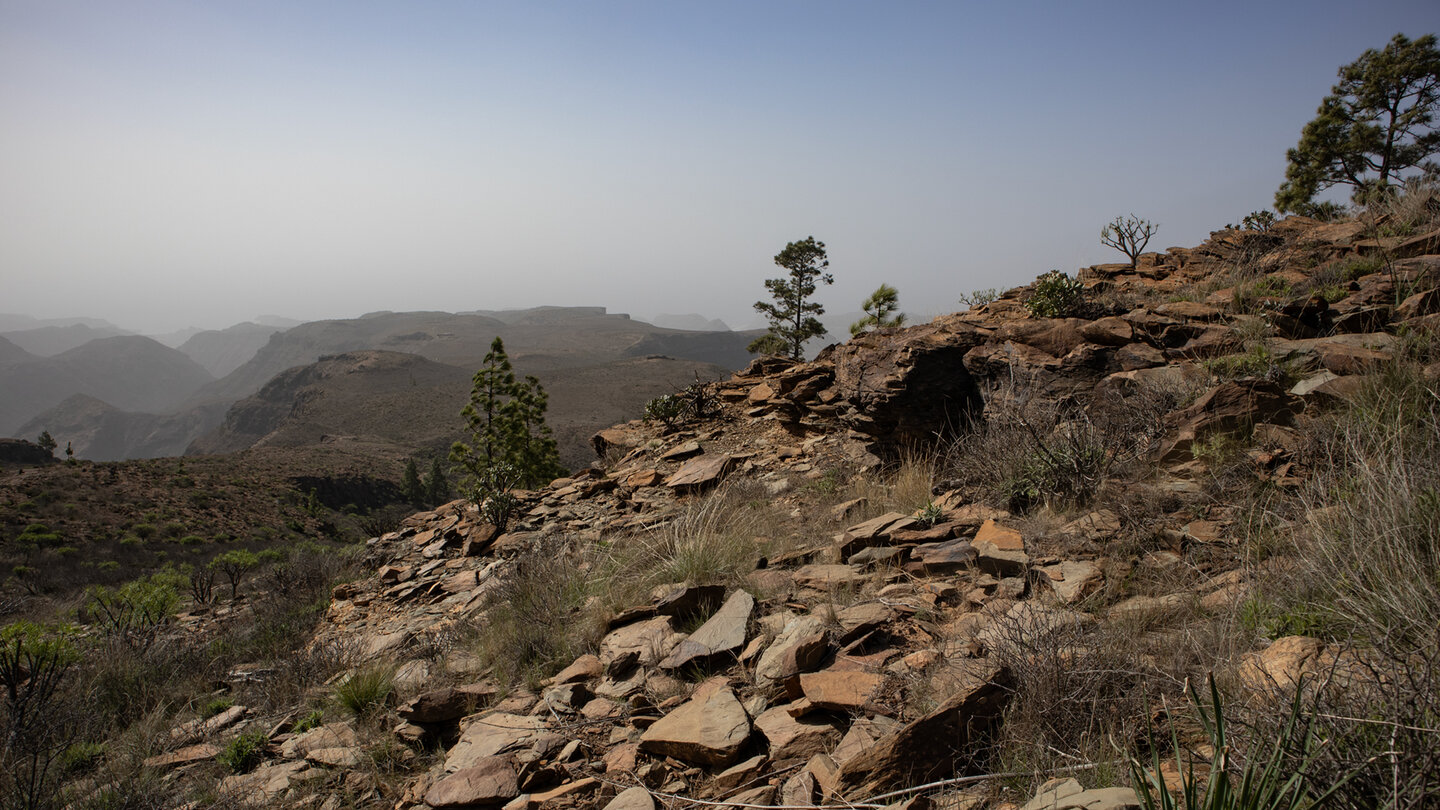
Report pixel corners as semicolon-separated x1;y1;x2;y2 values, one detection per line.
75;215;1440;808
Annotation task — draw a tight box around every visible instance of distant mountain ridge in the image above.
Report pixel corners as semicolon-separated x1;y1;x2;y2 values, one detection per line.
5;306;761;465
0;336;213;436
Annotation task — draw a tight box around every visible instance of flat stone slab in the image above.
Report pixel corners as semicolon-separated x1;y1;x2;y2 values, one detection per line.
912;538;976;574
756;616;828;690
599;615;680;668
425;756;520;808
792;564;866;590
660;589;754;670
446;713;560;771
143;743;219;770
665;454;733;490
800;670;886;713
753;705;842;761
639;681;751;767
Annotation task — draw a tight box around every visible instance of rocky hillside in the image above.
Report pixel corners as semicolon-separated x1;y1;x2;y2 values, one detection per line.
17;212;1440;809
177;321;287;378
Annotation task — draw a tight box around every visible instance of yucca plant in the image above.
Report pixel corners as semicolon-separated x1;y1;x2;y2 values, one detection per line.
1130;676;1354;810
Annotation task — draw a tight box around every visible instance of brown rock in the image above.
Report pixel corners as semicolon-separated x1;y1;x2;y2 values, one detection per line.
602;786;656;810
280;722;357;759
793;564;866;590
974;519;1024;550
660;440;703;461
799;670;886;713
838;661;1011;795
756;617;829;692
624;469;664;488
599;616;680;669
1396;287;1440;320
911;539;976;574
1080;317;1135;346
1318;342;1391;375
553;654;603;685
713;754;769;792
399;684;497;724
425;756;520;808
660;589;754;670
665;454;733;490
144;743;220;770
446;714;560;771
638;681;751;767
1160;380;1299;461
753;705;842;761
1155;301;1222;321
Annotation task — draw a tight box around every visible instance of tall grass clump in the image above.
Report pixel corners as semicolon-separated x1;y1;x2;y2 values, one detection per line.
471;543;599;688
1250;332;1440;807
334;666;394;719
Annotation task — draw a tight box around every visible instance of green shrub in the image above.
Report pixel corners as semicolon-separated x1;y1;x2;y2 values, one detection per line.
84;573;181;649
216;728;269;774
914;501;944;528
1131;676;1355;810
201;697;234;719
292;709;324;734
643;394;687;429
1024;270;1084;318
59;741;105;775
334;666;394;718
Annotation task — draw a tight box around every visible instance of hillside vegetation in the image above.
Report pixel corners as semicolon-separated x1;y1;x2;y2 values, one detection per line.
2;191;1439;809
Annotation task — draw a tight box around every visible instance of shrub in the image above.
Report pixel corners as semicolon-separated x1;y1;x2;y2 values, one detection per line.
1242;210;1277;231
643;394;687;429
216;728;269;774
959;288;1001;308
1100;214;1159;269
200;697;234;720
474;545;600;687
1131;676;1355;810
84;573;180;650
291;709;323;734
335;666;394;718
1024;270;1085;318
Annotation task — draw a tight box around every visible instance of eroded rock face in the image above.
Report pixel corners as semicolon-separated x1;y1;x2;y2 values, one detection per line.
830;321;987;456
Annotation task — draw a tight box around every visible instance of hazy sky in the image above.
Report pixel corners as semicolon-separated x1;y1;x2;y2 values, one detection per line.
3;1;1438;334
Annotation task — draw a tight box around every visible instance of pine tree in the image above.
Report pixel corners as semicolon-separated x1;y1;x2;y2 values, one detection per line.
849;284;906;336
450;337;566;503
1276;33;1440;213
36;431;56;457
748;236;834;360
424;458;449;505
400;459;424;504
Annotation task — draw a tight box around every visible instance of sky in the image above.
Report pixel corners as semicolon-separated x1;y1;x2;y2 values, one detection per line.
3;1;1438;335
